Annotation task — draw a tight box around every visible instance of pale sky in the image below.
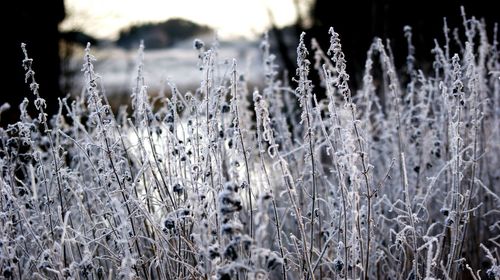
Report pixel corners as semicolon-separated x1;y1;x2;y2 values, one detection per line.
61;0;303;40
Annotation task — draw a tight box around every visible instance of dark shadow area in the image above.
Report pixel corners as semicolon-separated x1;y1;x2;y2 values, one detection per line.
272;0;498;95
1;0;65;127
310;0;497;78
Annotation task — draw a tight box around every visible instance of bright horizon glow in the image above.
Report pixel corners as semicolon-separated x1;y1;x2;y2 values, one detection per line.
61;0;299;40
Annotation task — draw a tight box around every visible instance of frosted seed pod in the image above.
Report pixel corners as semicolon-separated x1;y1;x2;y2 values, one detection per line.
193;39;204;50
333;258;344;272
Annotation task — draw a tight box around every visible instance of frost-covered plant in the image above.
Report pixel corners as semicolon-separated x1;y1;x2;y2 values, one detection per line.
0;11;499;280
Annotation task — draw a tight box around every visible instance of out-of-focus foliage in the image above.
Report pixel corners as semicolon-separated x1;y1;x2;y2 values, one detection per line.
117;18;212;49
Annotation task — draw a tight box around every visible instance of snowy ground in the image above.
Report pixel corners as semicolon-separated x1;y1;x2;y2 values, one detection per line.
65;37;264;99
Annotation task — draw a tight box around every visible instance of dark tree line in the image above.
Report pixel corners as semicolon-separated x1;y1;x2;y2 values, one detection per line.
117;18;212;49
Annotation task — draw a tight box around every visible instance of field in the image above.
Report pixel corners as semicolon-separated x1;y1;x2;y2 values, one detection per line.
1;13;499;280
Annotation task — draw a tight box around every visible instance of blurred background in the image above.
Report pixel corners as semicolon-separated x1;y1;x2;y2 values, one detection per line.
0;0;496;126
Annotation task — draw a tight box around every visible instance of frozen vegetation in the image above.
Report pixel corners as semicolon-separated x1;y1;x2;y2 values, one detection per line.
1;11;500;280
